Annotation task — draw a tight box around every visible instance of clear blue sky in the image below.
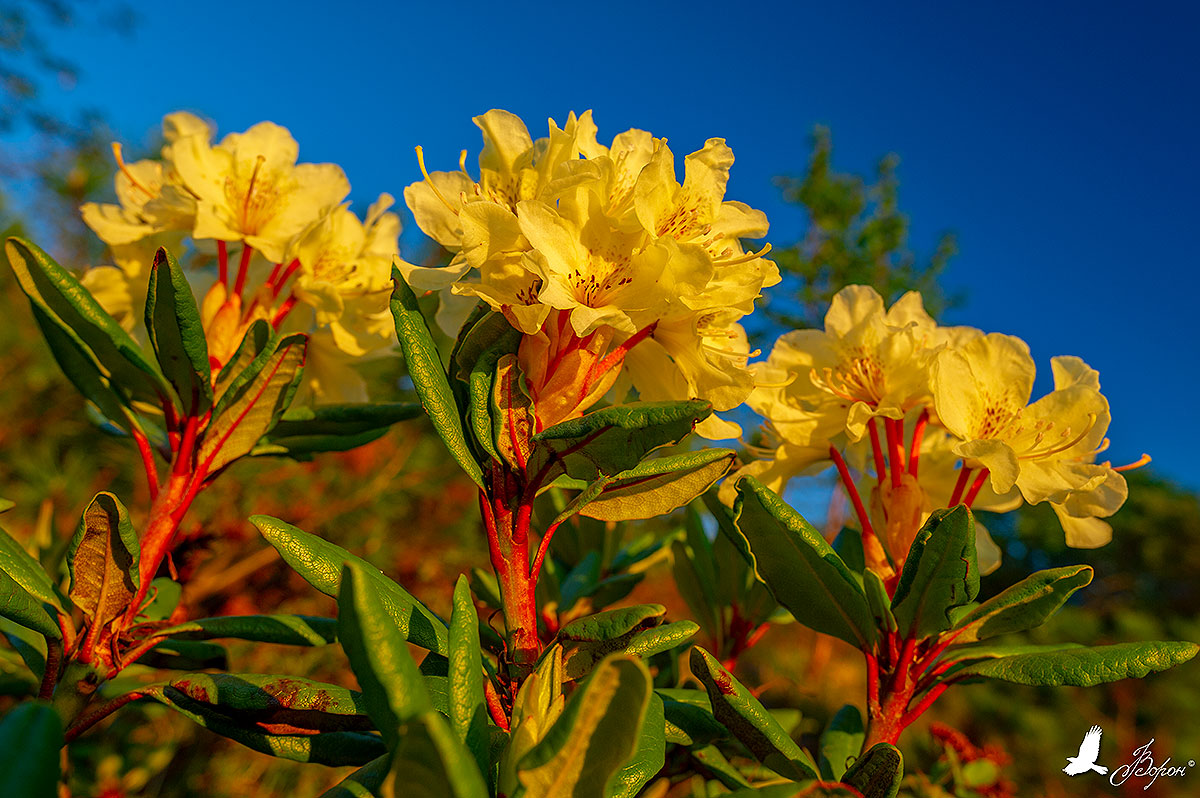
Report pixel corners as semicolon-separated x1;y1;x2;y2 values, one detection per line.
28;0;1200;487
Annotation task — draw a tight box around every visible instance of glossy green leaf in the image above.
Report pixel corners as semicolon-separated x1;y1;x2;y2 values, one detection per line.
606;693;665;798
214;319;270;396
319;754;390;798
28;304;135;429
258;402;422;457
659;688;726;747
0;701;62;798
142;639;228;671
529;400;713;485
137;577;182;622
0;569;61;642
818;705;865;781
198;333;306;474
144;248;212;416
578;450;736;522
952;640;1199;686
863;569;897;635
5;236;169;403
0;616;47;678
145;673;382;766
66;491;138;629
560;605;666;643
0;526;62;611
690;646;818;782
690;745;751;790
731;478;875;649
252;515;448;654
159;614;338;646
390;266;484;489
842;742;902;798
384;710;489;798
338;560;434;748
448;576;489;781
951;565;1093;644
517;654;652;798
891;506;979;639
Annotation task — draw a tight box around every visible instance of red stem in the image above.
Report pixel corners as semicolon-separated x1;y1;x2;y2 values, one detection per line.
868;419;887;486
38;640;61;699
828;446;877;544
483;677;510;731
899;682;950;729
217;241;228;287
530;518;563;588
948;466;972;507
884;418;904;488
963;468;990;508
272;293;298;328
908;409;928;477
233;243;253;299
63;691;145;743
131;426;160;500
272;259;301;298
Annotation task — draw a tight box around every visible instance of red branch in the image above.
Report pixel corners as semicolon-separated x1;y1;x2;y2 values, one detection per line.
908;409;928;477
828;446;877;544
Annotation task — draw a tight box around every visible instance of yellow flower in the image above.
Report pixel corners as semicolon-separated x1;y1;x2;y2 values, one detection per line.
80;112;206;246
171;120;350;262
287;194;399;356
932;335;1112;505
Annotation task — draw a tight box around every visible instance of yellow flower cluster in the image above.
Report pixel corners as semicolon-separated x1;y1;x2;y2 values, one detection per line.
400;110;778;434
79;112;399;402
739;285;1138;572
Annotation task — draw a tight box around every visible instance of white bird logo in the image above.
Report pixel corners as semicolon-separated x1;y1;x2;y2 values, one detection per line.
1064;725;1109;776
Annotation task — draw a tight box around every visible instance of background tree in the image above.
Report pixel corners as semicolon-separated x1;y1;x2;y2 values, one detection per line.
761;125;960;330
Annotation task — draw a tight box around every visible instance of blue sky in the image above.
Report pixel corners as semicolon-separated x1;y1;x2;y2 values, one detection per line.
25;0;1200;487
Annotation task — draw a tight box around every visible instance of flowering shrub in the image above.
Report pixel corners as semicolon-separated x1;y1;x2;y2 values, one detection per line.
0;110;1193;798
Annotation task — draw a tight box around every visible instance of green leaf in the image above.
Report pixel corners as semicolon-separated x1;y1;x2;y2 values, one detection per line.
690;646;818;782
842;742;902;798
390;266;484;489
951;565;1093;644
863;569;897;634
28;304;135;430
690;745;751;789
137;577;182;622
819;705;865;781
158;614;338;646
142;639;228;671
448;575;489;782
559;607;687;681
214;319;270;396
731;478;875;649
144;247;212;416
952;640;1200;686
385;710;489;798
252;515;447;654
517;654;653;798
0;570;60;641
606;693;665;798
0;701;62;798
560;605;666;643
891;506;979;639
5;236;169;403
319;754;390;798
257;402;422;457
577;450;736;522
0;526;62;612
0;616;47;679
145;673;383;766
659;688;727;747
66;492;139;628
338;560;434;748
198;333;306;474
529;400;713;485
